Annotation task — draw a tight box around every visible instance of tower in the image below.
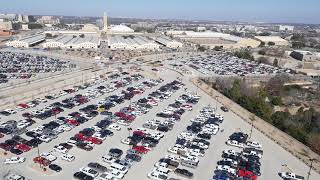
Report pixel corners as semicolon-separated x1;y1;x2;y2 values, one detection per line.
103;12;108;32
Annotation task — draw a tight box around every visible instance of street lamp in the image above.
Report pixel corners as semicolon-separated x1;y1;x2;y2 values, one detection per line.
307;158;318;180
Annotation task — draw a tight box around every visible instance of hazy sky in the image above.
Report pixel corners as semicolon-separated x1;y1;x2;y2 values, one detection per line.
0;0;319;24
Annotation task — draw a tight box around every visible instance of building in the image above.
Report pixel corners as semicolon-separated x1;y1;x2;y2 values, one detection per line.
287;50;320;61
196;27;206;32
109;25;135;34
154;36;183;49
0;30;13;36
103;12;108;32
166;30;259;49
0;21;13;30
108;36;160;51
6;34;45;48
81;24;99;32
254;36;290;46
0;14;17;21
278;25;294;32
21;24;30;31
43;35;100;49
37;16;60;25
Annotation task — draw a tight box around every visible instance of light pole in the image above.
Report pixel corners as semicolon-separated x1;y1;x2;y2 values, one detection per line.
307;158;317;180
214;95;219;112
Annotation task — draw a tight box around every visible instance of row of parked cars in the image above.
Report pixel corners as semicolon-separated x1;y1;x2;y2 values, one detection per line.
213;132;263;180
29;74;150;171
183;54;293;76
0;72;142;156
0;51;70;83
148;105;224;180
72;80;186;180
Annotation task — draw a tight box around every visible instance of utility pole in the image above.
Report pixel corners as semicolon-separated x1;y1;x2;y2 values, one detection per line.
307;158;317;180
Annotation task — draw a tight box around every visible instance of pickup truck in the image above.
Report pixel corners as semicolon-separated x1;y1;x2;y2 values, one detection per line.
279;172;304;180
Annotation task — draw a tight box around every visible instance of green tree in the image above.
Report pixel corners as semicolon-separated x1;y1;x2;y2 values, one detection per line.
268;42;276;46
273;58;279;67
258;50;266;55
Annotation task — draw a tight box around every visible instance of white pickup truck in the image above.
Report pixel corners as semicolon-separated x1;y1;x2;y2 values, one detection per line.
279;172;304;180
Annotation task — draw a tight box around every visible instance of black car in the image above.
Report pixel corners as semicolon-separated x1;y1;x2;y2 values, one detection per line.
49;164;62;172
197;133;211;140
125;153;142;162
88;162;108;172
109;148;123;158
73;171;94;180
174;168;194;178
220;106;229;112
10;148;23;155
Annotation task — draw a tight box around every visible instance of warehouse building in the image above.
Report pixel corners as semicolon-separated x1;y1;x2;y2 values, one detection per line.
42;35;74;48
254;36;290;46
6;34;45;48
42;35;100;49
108;36;160;51
154;36;183;49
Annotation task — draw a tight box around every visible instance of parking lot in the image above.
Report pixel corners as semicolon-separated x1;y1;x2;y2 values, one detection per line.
0;52;319;180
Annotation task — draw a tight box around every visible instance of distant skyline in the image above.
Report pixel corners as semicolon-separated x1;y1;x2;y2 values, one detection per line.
0;0;320;24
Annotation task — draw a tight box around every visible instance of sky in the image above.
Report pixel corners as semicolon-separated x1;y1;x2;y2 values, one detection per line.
0;0;320;24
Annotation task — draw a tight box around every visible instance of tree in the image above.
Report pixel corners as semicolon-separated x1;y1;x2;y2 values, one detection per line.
257;57;269;64
308;135;320;155
234;49;254;61
214;46;223;51
198;46;207;52
268;42;276;46
259;42;266;47
258;49;266;55
273;58;279;67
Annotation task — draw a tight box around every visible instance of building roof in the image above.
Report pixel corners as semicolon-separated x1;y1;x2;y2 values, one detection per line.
109;25;134;33
17;34;45;44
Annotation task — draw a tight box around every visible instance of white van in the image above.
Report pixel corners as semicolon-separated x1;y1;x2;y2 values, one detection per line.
110;163;128;174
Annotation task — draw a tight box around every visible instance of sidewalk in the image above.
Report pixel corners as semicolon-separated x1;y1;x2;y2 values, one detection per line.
191;78;320;174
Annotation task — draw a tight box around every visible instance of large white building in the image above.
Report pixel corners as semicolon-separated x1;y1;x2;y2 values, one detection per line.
6;34;45;48
109;25;135;34
108;36;160;51
103;12;108;32
43;35;100;49
154;36;183;49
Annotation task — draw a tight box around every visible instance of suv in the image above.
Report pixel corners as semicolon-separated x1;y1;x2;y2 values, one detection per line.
108;148;123;159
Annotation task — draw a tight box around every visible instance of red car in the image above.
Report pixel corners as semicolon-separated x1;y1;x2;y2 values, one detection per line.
115;112;126;118
238;169;257;180
17;103;29;109
16;143;31;152
86;137;102;144
66;119;79;126
133;146;149;154
133;131;145;137
33;156;51;166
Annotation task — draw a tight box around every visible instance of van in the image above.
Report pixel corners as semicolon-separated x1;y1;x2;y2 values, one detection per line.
110;163;128;174
181;159;198;168
154;167;170;175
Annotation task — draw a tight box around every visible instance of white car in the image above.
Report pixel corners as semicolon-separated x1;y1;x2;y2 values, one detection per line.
164;154;181;162
106;169;124;179
61;154;75;162
38;135;52;143
223;149;240;156
108;124;121;131
99;173;120;180
216;165;236;175
80;167;99;177
121;138;131;145
117;120;130;126
226;140;244;148
243;151;262;159
53;145;68;154
147;170;168;180
102;155;116;164
4;157;26;164
40;152;57;162
279;172;304;180
246;141;263;149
